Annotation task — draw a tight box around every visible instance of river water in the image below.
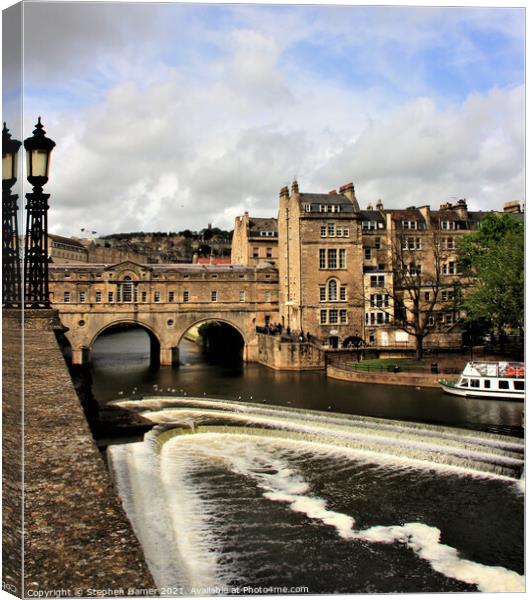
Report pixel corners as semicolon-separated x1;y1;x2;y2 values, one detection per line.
92;330;524;594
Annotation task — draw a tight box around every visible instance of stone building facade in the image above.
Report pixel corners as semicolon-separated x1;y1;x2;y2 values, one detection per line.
232;181;522;350
231;213;279;267
48;261;278;365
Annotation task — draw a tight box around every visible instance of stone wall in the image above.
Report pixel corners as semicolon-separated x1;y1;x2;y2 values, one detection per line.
3;310;155;596
257;333;325;370
327;362;441;388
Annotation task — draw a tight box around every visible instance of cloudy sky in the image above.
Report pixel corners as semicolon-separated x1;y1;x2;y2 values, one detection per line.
4;2;525;236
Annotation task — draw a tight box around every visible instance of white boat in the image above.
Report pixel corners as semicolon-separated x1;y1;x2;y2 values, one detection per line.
439;361;525;401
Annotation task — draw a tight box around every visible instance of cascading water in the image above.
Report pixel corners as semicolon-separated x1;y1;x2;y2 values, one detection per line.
108;397;524;594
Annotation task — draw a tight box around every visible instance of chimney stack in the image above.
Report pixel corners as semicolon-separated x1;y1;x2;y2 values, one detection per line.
291;179;299;195
329;189;337;195
339;182;355;201
279;185;289;199
376;199;383;210
366;202;373;210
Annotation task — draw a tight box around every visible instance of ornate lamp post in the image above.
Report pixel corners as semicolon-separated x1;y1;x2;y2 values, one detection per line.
2;123;22;308
23;117;55;308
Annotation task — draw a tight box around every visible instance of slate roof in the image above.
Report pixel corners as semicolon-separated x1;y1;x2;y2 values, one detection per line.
48;234;87;249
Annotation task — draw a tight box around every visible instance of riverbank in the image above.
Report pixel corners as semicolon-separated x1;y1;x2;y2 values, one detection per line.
3;310;155;596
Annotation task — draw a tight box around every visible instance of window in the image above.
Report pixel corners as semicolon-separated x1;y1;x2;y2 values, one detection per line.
320;226;327;237
514;381;525;391
320;309;327;324
370;275;385;287
340;286;347;301
79;292;86;303
304;204;311;212
252;247;259;258
336;228;343;238
169;291;175;302
183;290;189;302
484;380;491;389
329;309;338;324
374;237;381;249
95;291;102;303
470;379;480;388
63;291;70;303
239;291;245;302
443;261;457;275
319;249;326;269
327;249;337;269
442;237;455;250
122;276;133;302
370;294;389;308
141;291;147;303
328;279;338;301
362;221;378;230
402;220;418;230
108;291;114;303
328;223;335;237
266;247;272;258
211;290;218;302
343;228;349;237
64;273;70;278
461;378;469;387
340;309;347;324
339;249;346;269
265;291;271;302
424;292;430;302
154;291;161;303
498;380;509;390
319;287;326;302
409;263;422;275
364;247;372;260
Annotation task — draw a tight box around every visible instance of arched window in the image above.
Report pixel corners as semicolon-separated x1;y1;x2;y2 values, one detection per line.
122;276;133;302
328;279;338;302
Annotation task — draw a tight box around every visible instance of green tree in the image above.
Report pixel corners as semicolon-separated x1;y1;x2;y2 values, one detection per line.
458;213;524;336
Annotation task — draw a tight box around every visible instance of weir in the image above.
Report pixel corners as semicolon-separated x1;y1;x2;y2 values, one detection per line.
108;396;524;594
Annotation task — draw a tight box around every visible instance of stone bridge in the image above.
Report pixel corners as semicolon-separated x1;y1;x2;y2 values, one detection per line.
48;261;279;365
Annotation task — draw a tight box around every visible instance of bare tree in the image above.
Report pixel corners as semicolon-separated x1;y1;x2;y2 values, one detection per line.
360;230;451;360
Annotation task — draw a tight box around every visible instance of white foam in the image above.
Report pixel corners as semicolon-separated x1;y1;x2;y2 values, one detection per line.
162;432;525;593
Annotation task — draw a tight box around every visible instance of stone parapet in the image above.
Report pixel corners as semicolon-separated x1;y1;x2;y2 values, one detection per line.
327;362;441;388
3;312;155;596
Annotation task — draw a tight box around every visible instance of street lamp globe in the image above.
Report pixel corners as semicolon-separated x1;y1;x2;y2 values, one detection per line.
23;117;55;187
2;122;22;189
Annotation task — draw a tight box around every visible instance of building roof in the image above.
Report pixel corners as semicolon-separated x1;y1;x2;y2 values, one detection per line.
196;257;232;265
299;192;357;213
48;234;87;249
248;217;278;233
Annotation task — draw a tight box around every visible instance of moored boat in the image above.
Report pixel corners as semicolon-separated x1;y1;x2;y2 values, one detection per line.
439;361;525;401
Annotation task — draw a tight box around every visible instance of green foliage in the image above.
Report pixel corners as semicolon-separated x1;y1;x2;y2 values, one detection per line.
458;213;524;334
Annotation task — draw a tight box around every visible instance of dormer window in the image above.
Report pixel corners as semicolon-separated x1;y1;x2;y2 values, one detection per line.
402;220;418;230
304;204;311;212
362;221;378;231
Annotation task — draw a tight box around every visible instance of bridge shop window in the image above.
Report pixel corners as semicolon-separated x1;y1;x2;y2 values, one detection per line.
183;290;189;302
79;292;86;303
266;247;273;258
95;291;102;303
239;291;245;302
211;290;218;302
63;291;70;303
154;291;161;303
265;291;271;303
252;247;259;258
141;291;147;303
108;291;114;303
168;291;175;302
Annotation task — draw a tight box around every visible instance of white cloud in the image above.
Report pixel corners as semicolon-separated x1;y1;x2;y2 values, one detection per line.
17;4;524;235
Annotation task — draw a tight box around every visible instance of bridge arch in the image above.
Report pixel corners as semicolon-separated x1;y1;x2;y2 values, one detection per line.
176;317;247;347
177;317;247;364
88;319;162;365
